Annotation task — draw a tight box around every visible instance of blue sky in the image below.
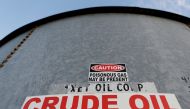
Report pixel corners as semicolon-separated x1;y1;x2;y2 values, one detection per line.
0;0;190;40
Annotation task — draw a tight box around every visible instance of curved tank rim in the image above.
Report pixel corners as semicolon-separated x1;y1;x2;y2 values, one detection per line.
1;6;190;47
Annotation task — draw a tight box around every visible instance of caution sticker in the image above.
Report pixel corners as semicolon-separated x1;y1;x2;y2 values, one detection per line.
88;64;128;82
22;93;181;109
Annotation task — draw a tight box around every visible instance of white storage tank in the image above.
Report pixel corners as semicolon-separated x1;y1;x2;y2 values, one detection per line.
0;7;190;109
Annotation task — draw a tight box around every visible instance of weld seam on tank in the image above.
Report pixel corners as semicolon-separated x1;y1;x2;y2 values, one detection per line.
0;26;38;69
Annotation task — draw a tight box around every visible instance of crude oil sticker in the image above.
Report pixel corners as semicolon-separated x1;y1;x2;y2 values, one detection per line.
22;93;182;109
88;64;128;82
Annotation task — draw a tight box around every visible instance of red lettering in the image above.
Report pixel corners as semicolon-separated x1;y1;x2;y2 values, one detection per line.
71;96;79;109
42;97;59;109
60;96;68;109
150;95;160;109
23;97;41;109
129;95;149;109
102;95;118;109
160;95;173;109
82;95;99;109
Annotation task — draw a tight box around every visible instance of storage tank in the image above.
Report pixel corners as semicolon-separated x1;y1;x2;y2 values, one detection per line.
0;7;190;109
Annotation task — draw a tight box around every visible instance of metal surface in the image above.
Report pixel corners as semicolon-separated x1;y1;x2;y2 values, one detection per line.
0;27;37;68
1;6;190;47
0;8;190;109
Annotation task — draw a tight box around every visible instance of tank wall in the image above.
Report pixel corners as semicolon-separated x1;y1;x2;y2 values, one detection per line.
0;13;190;108
0;32;29;62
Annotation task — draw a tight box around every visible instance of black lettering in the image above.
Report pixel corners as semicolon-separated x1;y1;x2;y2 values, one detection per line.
117;83;122;91
65;85;68;89
88;77;94;81
107;84;112;92
123;83;130;91
71;85;75;92
138;84;143;91
86;84;90;92
181;77;188;83
78;87;82;92
103;84;106;91
95;84;101;91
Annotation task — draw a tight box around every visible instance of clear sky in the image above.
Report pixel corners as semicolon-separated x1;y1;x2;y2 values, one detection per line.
0;0;190;40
